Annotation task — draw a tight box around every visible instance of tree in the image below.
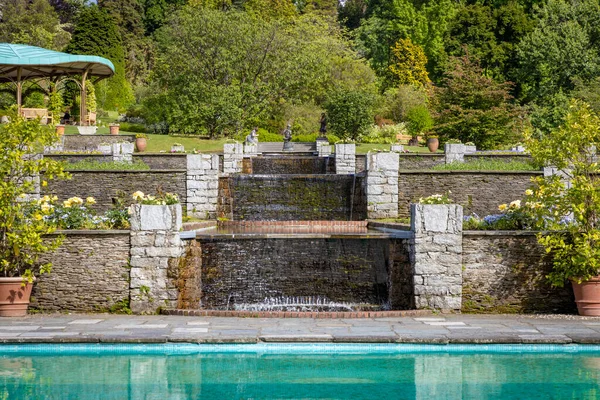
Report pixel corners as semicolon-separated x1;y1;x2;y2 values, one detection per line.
433;55;524;149
49;0;86;26
0;114;68;281
323;88;375;140
98;0;150;84
337;0;367;30
525;101;600;286
142;0;186;34
515;0;600;103
244;0;297;19
65;5;134;111
389;38;430;88
0;0;70;50
151;6;372;137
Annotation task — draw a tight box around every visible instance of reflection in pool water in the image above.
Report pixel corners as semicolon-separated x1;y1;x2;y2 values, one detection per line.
1;344;600;399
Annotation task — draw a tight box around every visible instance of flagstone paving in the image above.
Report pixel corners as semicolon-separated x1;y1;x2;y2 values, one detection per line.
0;314;599;344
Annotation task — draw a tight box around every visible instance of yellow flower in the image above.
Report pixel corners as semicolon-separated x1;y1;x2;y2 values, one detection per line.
51;195;58;202
42;195;51;203
132;191;145;201
33;213;43;221
525;189;533;196
86;197;96;205
40;203;52;213
69;197;83;205
498;204;508;211
41;180;47;187
63;200;72;208
509;200;521;209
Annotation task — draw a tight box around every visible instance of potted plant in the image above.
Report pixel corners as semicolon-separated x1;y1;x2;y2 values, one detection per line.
0;114;69;316
109;123;120;135
135;133;148;152
525;100;600;316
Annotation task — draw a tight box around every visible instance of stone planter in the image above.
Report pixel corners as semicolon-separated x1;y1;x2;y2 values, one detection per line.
427;138;439;152
98;144;112;155
391;144;404;153
0;277;34;317
572;277;600;316
109;124;120;135
171;145;185;153
77;125;97;135
130;203;183;232
465;145;477;154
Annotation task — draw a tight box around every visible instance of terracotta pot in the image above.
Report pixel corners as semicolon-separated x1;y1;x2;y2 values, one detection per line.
135;137;147;152
55;125;65;136
427;138;439;152
0;277;34;317
109;125;120;135
572;276;600;316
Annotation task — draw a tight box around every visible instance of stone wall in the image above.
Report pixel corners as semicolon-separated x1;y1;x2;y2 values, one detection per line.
245;156;328;175
218;174;367;221
397;171;541;218
43;170;187;212
187;154;219;219
335;144;356;174
366;152;399;219
45;154;113;164
197;238;391;309
32;231;130;312
462;232;575;313
399;154;445;170
62;134;135;151
133;154;187;169
465;154;534;165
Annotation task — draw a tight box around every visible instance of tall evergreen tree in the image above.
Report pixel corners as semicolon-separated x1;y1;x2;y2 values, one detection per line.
65;5;133;111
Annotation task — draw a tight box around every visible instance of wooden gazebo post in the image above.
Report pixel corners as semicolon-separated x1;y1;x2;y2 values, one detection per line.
16;66;22;116
79;67;90;126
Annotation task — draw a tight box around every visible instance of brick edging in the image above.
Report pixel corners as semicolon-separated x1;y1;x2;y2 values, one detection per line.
161;309;432;318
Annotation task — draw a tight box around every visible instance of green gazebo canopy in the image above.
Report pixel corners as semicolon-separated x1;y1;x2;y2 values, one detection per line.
0;43;115;124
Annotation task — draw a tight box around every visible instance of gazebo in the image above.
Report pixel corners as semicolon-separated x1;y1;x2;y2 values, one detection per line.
0;43;115;125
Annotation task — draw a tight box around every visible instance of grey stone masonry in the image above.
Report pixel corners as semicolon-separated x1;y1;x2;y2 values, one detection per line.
410;204;463;311
112;142;134;163
335;143;356;174
187;154;219;219
445;143;466;164
244;144;258;157
366;152;399;219
223;143;244;174
130;204;184;314
316;141;332;157
544;166;572;189
391;144;404;153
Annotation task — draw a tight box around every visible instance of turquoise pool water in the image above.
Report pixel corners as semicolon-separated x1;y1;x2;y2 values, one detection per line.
1;344;600;399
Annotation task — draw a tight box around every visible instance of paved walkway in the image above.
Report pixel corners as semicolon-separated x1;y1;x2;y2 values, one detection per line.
0;314;600;344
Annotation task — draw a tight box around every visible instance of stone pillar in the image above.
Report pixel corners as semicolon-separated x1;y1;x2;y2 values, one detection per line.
366;152;399;219
316;141;332;157
335;143;356;174
22;154;41;202
187;154;219;219
410;203;463;311
130;204;183;314
445;143;465;164
391;144;404;153
223;143;243;174
543;166;572;189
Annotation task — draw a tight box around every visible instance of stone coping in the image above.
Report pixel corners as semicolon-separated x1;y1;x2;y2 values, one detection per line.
397;153;444;157
1;314;599;344
133;153;188;157
162;310;430;318
465;153;533;158
193;230;406;240
398;170;542;174
367;221;411;231
217;220;368;227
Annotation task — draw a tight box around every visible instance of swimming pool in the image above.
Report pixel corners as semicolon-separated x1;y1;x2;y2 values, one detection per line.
1;344;599;399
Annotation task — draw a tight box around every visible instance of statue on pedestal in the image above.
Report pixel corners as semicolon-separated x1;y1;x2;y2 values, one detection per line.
282;123;293;151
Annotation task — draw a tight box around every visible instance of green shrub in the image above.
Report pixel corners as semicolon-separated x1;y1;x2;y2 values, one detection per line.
406;105;433;137
359;123;407;144
119;122;147;133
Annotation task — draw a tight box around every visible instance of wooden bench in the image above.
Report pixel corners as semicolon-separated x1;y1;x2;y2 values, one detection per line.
84;112;96;125
21;108;52;125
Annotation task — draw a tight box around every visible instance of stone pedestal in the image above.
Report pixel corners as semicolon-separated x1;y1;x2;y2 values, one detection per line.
223;143;243;174
410;204;463;311
316;140;331;157
282;141;294;151
187;154;219;219
335;143;356;174
130;204;183;314
445;143;465;164
112;142;134;163
366;152;399;219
